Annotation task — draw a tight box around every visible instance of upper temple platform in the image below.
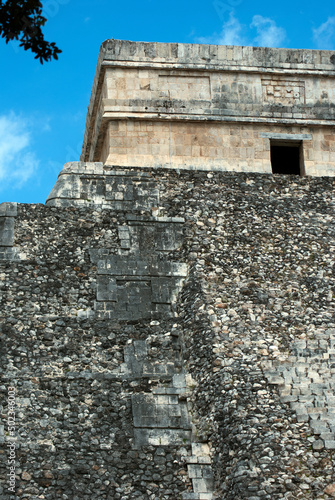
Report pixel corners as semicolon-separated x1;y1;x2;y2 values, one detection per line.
80;39;335;176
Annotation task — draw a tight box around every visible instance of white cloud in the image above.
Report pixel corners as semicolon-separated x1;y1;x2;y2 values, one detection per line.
250;15;286;48
196;13;246;46
0;112;39;189
195;14;286;48
313;17;335;49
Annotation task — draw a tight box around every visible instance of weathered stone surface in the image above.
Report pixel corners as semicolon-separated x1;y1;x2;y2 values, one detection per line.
2;36;335;500
325;484;335;497
46;163;160;209
0;218;15;247
0;202;21;261
0;202;17;217
81;40;335;176
1;167;334;500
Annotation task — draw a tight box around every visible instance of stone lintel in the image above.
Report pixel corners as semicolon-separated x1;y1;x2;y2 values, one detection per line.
101;57;335;77
101;111;335;127
260;133;312;141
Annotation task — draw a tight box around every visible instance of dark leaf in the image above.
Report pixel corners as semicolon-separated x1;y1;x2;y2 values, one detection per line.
0;0;61;63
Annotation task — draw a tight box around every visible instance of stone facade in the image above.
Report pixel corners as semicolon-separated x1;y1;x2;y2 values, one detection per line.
1;164;335;499
81;40;335;176
1;40;335;500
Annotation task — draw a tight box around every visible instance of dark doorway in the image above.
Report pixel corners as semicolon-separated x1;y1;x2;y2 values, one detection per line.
270;143;301;175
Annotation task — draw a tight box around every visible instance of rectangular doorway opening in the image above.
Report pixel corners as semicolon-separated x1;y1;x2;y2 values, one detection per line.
270;140;304;175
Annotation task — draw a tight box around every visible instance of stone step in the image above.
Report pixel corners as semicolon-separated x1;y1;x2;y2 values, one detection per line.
182;493;214;499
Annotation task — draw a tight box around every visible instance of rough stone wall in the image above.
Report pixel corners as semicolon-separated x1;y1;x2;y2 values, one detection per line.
0;203;195;500
170;171;335;499
1;165;335;499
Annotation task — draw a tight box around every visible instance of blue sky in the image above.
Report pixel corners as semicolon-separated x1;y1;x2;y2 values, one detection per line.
0;0;334;204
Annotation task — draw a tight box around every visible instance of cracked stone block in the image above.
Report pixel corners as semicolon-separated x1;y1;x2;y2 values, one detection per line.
126;220;184;253
320;432;334;441
268;375;285;385
188;465;204;479
192;478;214;493
133;428;191;447
311;424;330;435
192;443;211;456
123;344;147;377
313;439;325;450
97;255;187;278
95;280;153;320
182;494;213;500
96;276;117;301
105;177;159;210
281;395;298;403
118;226;130;238
173;374;187;389
133;340;148;357
151;277;174;303
201;465;213;479
118;226;131;249
142;362;175;376
296;413;309;422
0;217;15;246
133;184;159;210
0;203;20;261
95;256;186;319
105;179;133;201
132;393;190;430
324;440;335;449
154;303;173;315
197;457;212;464
80;176;106;200
120;239;131;249
187;464;213;481
0;202;17;217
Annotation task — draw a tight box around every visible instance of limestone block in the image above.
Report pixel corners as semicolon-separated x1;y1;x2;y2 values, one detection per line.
133;428;191;447
324;440;335;450
182;494;213;500
95;250;187;319
132;393;190;430
125;219;184;253
46;163;160;209
192;478;214;493
0;217;15;247
96;276;117;301
0;248;20;261
192;443;211;456
0;202;17;217
188;464;213;479
0;202;20;261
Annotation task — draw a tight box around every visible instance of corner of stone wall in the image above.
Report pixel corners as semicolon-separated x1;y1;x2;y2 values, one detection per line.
0;202;21;261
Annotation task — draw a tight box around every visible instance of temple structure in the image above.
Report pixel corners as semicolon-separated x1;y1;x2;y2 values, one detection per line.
81;39;335;176
1;41;335;500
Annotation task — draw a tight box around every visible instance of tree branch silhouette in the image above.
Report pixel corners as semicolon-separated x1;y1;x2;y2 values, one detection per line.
0;0;61;63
